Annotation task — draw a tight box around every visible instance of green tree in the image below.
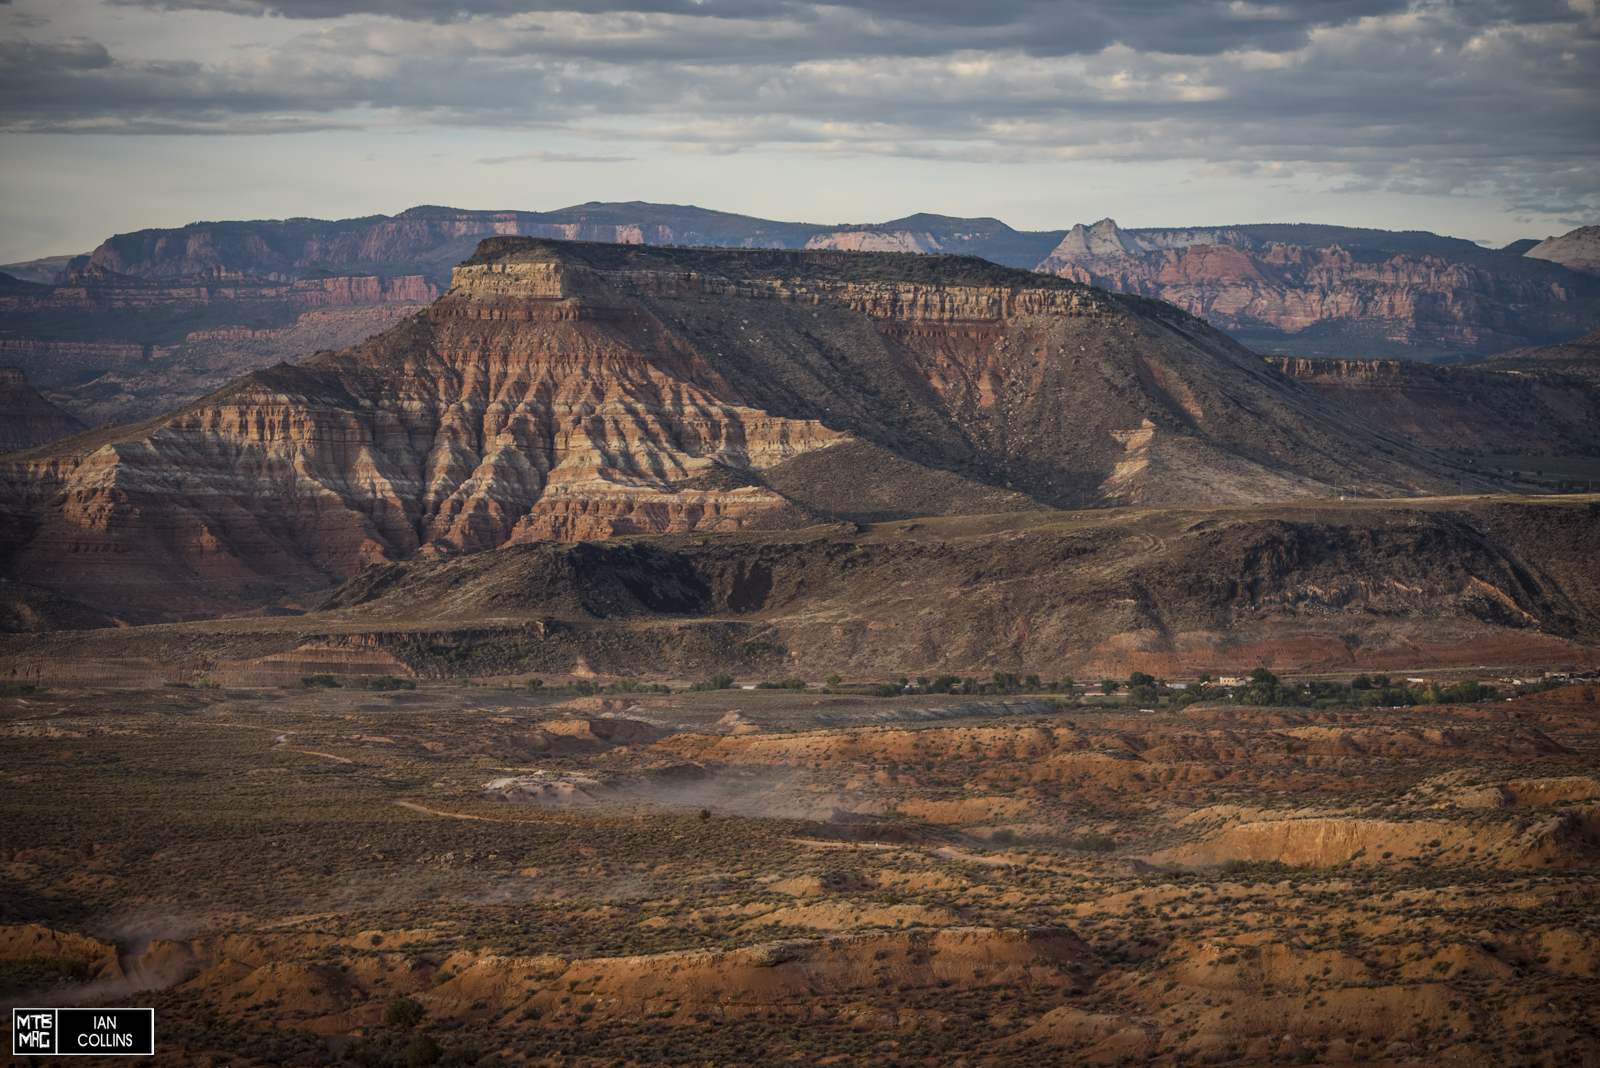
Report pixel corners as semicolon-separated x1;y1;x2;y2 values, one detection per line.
689;673;735;692
1101;679;1117;696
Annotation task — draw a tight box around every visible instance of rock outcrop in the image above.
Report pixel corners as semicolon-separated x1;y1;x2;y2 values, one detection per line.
0;366;84;451
1;267;436;319
0;240;1497;615
0;235;1504;626
1525;225;1600;277
0;266;436;426
1036;219;1599;354
1263;356;1600;453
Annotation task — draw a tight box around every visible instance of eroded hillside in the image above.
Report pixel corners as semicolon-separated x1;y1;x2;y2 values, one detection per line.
0;240;1492;616
1;679;1597;1067
2;496;1595;680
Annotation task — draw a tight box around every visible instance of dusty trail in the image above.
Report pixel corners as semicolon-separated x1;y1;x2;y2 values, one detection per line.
393;800;512;822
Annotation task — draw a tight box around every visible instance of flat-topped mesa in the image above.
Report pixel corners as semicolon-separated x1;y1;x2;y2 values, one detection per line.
440;238;1115;325
1;238;1488;617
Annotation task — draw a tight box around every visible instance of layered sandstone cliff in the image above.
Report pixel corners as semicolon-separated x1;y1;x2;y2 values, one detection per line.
0;240;1487;615
2;267;436;318
1037;220;1598;353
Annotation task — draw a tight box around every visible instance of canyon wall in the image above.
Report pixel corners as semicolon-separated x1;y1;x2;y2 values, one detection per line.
1036;220;1599;354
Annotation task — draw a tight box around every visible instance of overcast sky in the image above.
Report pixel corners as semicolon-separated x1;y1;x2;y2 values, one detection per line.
1;0;1596;261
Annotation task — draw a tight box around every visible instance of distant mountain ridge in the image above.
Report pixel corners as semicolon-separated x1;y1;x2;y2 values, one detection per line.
30;203;1532;285
3;204;1598;431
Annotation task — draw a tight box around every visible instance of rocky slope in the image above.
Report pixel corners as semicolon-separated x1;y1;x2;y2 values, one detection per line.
0;267;435;424
0;366;84;451
1263;356;1600;454
0;264;435;333
1525;225;1600;276
298;496;1600;679
1037;220;1600;356
1478;327;1600;382
0;240;1493;616
14;207;1599;424
6;496;1596;685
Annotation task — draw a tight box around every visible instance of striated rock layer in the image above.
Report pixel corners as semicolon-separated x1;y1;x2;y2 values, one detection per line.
0;240;1490;615
1037;219;1600;354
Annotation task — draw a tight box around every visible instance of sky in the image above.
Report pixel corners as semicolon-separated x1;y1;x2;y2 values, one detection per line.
1;0;1597;263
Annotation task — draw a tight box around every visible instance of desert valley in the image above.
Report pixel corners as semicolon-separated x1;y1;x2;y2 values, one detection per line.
1;210;1598;1068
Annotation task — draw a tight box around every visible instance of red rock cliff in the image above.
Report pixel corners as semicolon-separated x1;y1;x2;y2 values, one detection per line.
0;241;1484;615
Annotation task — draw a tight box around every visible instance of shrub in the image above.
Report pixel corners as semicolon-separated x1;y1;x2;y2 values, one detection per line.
689;673;736;692
407;1032;441;1067
286;674;340;690
1067;833;1117;853
1233;668;1308;707
608;679;672;694
384;997;425;1030
754;678;806;690
352;675;416;691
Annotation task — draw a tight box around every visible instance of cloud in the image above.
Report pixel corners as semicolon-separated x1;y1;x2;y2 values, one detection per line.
2;0;1596;218
477;148;637;162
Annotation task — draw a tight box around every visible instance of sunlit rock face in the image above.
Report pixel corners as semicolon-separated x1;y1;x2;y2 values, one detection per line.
0;239;1479;615
1037;218;1593;353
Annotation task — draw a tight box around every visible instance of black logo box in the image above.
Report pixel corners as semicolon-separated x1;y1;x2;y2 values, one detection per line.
12;1008;155;1056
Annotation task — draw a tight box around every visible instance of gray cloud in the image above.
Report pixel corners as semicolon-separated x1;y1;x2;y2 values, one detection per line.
5;0;1598;218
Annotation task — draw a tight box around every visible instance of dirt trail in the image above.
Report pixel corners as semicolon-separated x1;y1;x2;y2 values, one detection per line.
273;734;354;764
934;847;1015;866
785;838;904;851
393;800;512;822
